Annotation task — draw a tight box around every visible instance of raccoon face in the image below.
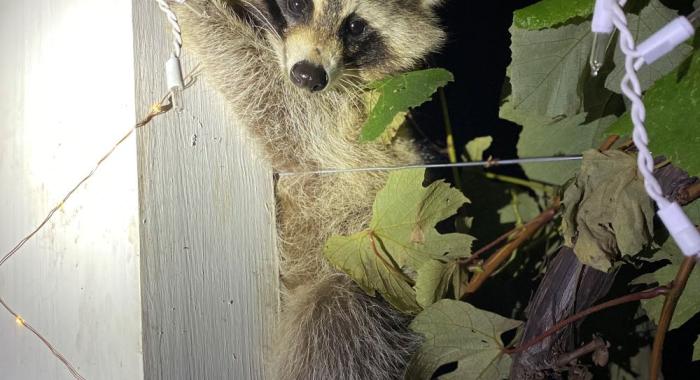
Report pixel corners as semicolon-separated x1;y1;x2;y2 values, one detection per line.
273;0;445;92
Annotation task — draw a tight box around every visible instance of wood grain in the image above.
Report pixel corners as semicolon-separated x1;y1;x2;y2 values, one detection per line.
133;1;280;379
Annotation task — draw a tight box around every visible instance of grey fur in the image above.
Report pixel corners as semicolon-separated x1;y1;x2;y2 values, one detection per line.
173;1;444;378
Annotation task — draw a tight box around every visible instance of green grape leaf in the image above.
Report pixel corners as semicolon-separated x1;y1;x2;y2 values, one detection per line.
367;169;475;268
459;169;520;243
406;299;522;380
605;0;693;93
608;52;700;175
324;230;422;313
501;102;614;185
514;0;594;30
609;346;652;380
361;69;454;142
466;136;494;161
561;150;655;272
694;335;700;361
324;169;475;314
509;21;592;119
639;203;700;330
498;192;541;225
415;259;461;308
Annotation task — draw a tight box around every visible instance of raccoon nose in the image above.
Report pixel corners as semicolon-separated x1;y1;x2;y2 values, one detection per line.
290;61;329;92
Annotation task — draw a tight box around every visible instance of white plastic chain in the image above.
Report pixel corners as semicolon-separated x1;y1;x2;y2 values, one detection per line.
593;0;700;258
155;0;187;111
610;0;669;208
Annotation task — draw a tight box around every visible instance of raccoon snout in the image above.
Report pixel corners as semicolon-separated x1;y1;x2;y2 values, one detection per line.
290;61;329;92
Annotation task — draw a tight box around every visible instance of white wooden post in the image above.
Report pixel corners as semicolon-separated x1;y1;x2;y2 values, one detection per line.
1;1;279;379
133;1;280;380
0;1;143;379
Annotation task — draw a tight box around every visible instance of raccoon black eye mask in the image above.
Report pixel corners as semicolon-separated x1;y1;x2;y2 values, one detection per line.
286;0;312;23
276;0;391;92
340;15;388;72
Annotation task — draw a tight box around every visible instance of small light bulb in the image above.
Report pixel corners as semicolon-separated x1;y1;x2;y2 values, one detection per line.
590;32;613;76
170;86;184;113
15;316;24;327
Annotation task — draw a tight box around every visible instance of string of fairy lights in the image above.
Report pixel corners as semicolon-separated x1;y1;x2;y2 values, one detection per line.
1;2;193;378
0;69;200;380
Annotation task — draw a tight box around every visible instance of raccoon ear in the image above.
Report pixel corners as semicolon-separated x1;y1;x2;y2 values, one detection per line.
420;0;443;9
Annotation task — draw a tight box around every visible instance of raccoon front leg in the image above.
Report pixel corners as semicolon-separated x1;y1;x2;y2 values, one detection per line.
174;0;287;130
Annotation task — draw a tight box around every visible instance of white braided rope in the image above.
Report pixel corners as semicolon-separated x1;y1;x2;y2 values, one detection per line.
155;0;184;58
609;0;671;208
155;0;187;111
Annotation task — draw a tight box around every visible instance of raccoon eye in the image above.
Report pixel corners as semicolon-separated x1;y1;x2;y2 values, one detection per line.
287;0;308;17
347;19;366;37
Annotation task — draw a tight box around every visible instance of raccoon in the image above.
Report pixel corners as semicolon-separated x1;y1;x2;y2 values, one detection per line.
173;1;445;378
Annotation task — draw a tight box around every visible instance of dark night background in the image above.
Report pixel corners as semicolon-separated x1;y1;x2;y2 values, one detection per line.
414;0;538;164
418;0;698;162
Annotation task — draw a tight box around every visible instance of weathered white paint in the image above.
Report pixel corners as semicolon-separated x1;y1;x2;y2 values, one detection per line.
0;1;143;379
133;1;280;380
